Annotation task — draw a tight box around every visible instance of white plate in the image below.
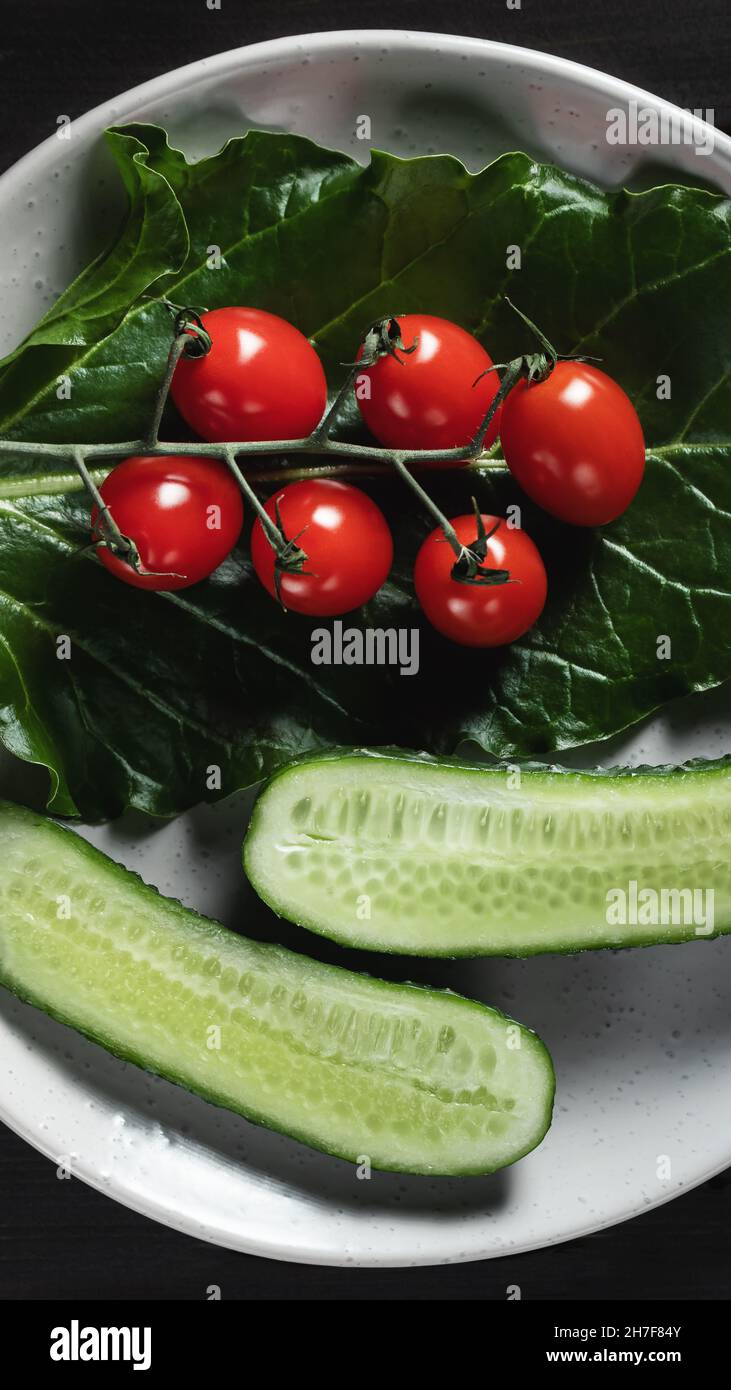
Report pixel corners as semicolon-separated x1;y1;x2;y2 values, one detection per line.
1;31;729;1267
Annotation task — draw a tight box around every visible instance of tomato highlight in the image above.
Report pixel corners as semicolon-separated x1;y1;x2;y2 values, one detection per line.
414;514;547;647
356;314;502;462
92;454;244;591
171;306;327;444
500;361;645;526
251;478;393;617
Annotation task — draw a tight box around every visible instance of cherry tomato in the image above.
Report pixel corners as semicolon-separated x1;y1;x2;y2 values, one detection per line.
171;307;327;443
500;361;645;526
356;314;502;462
251;478;393;617
414;513;547;647
92;454;244;591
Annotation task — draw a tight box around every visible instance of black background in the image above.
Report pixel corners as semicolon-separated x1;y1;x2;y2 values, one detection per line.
0;0;729;1302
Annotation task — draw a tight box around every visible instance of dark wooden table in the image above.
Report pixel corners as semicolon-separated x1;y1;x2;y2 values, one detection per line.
1;0;729;1301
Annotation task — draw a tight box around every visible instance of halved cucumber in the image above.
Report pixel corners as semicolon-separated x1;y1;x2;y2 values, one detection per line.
0;800;554;1175
244;748;731;956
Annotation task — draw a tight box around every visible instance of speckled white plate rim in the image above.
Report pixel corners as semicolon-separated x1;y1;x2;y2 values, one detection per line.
1;30;729;197
1;1079;729;1268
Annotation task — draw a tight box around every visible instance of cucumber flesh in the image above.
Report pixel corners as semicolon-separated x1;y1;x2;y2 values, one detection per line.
244;749;731;956
0;801;554;1175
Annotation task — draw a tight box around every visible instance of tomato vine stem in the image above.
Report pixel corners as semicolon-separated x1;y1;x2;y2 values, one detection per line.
145;333;189;449
70;446;139;569
0;304;552;588
0;388;505;585
0;434;503;470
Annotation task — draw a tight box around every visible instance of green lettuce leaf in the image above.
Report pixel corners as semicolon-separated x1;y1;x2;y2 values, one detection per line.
0;126;728;817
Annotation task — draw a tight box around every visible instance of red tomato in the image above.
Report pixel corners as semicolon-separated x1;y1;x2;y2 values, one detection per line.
92;454;244;591
251;479;393;616
171;307;327;443
414;514;547;647
356;314;502;462
500;361;645;526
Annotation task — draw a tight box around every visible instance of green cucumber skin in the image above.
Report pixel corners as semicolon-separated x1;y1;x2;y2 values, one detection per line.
243;747;731;958
0;800;554;1176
